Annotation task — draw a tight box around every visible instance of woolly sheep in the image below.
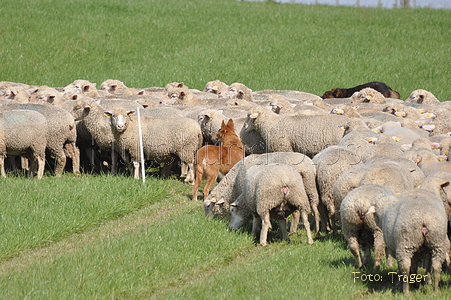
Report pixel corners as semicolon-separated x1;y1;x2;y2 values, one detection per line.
99;79;144;96
204;80;228;95
405;89;440;105
350;88;386;104
103;107;203;180
312;146;365;234
62;79;100;99
368;192;450;295
28;86;66;107
340;184;396;270
243;106;359;158
0;109;48;179
2;86;30;103
205;152;321;237
218;82;253;102
0;101;80;177
229;163;313;246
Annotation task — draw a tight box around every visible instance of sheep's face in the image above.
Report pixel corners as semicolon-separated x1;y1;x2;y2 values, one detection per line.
229;202;248;230
104;109;135;133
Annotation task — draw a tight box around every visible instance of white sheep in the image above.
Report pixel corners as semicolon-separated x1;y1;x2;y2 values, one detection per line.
62;79;100;99
218;82;253;102
203;80;228;95
243;106;359;158
0;109;48;179
103;107;203;180
368;191;450;295
340;184;396;271
405;89;440;105
99;79;144;96
350;88;386;104
229;163;313;246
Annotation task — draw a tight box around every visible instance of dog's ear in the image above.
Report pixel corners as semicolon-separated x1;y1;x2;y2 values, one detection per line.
226;118;234;130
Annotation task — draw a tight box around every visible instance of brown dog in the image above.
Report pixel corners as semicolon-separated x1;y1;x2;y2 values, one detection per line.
192;119;244;201
321;81;400;99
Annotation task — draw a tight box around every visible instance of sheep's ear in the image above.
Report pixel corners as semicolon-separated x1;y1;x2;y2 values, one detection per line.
216;198;225;205
127;110;135;116
83;85;90;92
138;90;145;95
441;182;450;188
401;144;412;151
249;112;259;119
104;111;113;118
111;84;117;90
177;82;184;88
83;104;91;111
230;202;238;207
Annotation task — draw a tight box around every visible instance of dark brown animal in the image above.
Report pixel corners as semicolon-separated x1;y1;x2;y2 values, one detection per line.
321;82;400;99
192;119;244;201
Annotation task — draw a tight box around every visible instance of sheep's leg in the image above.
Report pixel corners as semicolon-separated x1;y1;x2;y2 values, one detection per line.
312;205;321;238
362;243;371;268
64;143;80;176
346;233;363;269
259;213;271;247
133;161;140;179
301;210;314;244
0;154;6;178
278;218;289;241
373;231;385;272
398;256;411;296
431;248;446;293
184;163;195;184
289;210;300;234
37;156;45;179
252;215;262;241
318;201;330;232
53;150;67;177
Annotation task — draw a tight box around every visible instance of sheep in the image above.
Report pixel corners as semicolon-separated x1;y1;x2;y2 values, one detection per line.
368;192;450;295
401;148;451;176
405;89;440;105
103;107;203;180
350;88;387;104
243;106;359;158
28;86;66;107
229;163;313;246
2;86;31;103
312;146;365;234
62;79;100;99
0;109;48;179
99;79;144;96
204;152;321;237
266;95;296;114
340;184;397;271
204;80;228;95
337;128;377;158
0;101;80;177
218;82;253;102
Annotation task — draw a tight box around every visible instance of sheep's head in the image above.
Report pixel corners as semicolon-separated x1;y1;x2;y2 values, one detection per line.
104;108;135;133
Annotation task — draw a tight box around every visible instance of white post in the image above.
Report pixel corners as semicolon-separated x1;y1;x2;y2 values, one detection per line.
137;107;146;183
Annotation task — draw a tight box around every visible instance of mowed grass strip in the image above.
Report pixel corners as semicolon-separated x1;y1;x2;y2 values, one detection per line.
0;175;177;260
1;0;450;100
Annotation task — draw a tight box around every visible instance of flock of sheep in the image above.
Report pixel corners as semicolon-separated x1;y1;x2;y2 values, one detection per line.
1;79;451;295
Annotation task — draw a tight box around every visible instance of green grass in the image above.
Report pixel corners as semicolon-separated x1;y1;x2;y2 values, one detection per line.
1;0;451;298
1;0;450;100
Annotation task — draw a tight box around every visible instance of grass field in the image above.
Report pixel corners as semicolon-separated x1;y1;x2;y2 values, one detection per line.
1;0;451;299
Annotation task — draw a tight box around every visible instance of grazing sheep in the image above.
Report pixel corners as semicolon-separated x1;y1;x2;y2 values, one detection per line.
350;88;387;104
204;152;321;237
405;89;440;105
0;102;80;177
312;146;365;234
322;81;400;99
229;163;313;246
244;106;357;158
341;184;396;270
204;80;228;95
103;107;203;180
368;192;450;295
0;109;48;179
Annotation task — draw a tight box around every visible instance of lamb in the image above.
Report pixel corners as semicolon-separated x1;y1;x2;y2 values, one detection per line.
405;89;440;105
350;88;387;104
340;184;396;270
0;109;48;179
204;152;321;237
0;101;80;177
368;192;450;295
312;146;365;234
103;107;203;180
243;106;357;158
229;163;313;246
